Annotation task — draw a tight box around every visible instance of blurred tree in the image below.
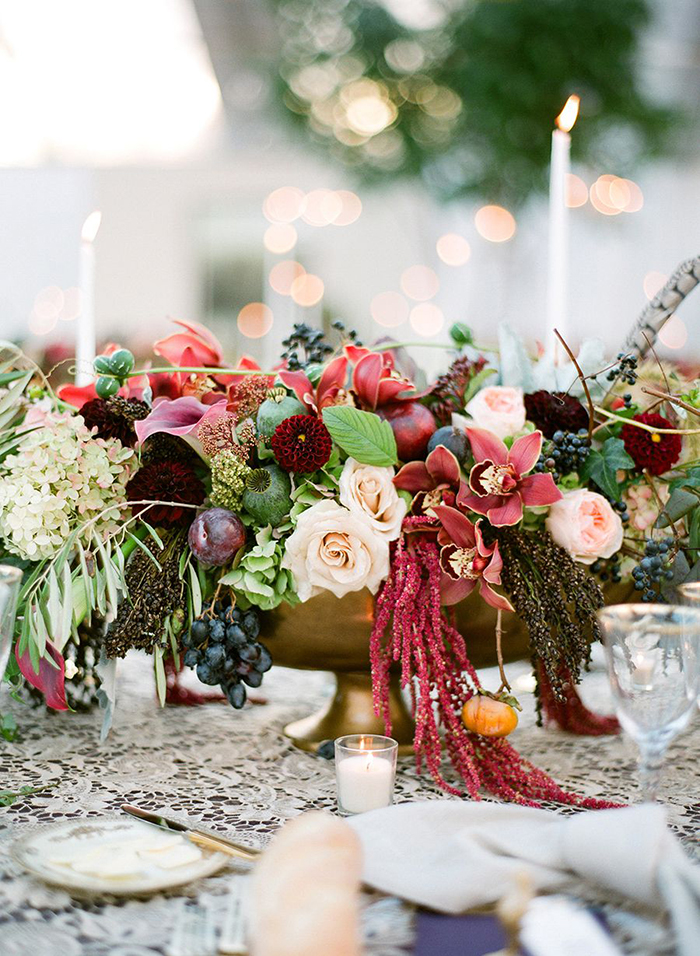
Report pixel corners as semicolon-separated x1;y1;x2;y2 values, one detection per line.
270;0;678;205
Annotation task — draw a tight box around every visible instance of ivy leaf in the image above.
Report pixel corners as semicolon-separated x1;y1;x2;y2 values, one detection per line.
322;406;398;467
580;438;634;500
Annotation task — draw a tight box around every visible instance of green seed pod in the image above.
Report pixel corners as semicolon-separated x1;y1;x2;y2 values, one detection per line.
93;355;114;375
242;464;292;527
95;375;120;399
256;396;308;438
108;349;135;378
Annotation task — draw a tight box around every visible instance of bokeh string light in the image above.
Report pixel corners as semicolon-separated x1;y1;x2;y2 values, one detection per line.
474;205;516;242
371;291;409;328
436;233;471;266
264;223;298;254
262;187;362;228
400;265;439;301
269;260;306;296
237;302;273;338
643;271;668;301
409;302;444;337
290;273;324;307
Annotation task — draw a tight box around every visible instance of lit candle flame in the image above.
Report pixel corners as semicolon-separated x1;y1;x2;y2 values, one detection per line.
81;210;102;244
555;95;580;133
365;751;374;771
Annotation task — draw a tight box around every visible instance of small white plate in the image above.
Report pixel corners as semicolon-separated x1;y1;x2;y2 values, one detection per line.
12;817;229;898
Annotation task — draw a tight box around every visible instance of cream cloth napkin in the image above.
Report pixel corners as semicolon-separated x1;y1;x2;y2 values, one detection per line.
349;802;700;956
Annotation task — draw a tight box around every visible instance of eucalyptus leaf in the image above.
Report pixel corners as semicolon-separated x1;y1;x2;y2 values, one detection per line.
656;488;700;527
322;406;397;466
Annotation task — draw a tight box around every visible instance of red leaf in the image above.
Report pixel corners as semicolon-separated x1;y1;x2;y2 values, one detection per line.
16;641;69;711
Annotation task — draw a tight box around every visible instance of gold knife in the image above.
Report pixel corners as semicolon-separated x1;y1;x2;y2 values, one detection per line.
121;803;260;862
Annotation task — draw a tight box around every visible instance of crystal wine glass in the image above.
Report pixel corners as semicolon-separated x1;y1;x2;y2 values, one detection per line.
598;604;700;803
0;565;22;685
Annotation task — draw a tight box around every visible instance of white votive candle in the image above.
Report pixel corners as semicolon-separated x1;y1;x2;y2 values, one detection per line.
335;735;398;816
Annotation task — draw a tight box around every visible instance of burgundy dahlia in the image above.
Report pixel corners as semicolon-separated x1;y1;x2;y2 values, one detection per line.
81;397;149;446
621;412;681;476
524;390;588;438
126;462;205;527
271;414;332;472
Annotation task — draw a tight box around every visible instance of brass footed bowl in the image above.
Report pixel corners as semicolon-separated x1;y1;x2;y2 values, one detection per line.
261;589;531;753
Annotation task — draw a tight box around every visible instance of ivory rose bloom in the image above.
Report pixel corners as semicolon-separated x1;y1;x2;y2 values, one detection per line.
546;489;623;564
339;458;406;540
282;500;389;602
465;386;526;440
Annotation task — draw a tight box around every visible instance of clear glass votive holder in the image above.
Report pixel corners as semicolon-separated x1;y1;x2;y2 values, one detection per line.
334;734;398;816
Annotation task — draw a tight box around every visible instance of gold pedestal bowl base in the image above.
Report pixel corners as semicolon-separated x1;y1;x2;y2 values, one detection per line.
262;589;532;753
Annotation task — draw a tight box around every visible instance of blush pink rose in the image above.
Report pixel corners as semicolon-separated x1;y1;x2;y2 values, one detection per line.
545;489;624;564
465;386;526;440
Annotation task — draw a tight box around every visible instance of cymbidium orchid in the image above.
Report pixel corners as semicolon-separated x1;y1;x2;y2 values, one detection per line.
459;427;561;526
153;317;224;369
345;344;417;410
433;504;513;610
393;445;465;517
279;354;349;413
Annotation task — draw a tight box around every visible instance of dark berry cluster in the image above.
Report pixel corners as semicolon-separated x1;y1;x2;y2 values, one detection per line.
609;497;631;525
590;554;623;584
631;537;675;602
534;428;590;481
183;598;272;708
331;319;362;347
606;352;638;385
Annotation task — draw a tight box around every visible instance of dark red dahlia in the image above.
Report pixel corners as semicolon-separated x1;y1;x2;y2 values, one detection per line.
271;414;332;472
621;412;681;476
524;390;588;438
126;462;205;527
81;397;149;446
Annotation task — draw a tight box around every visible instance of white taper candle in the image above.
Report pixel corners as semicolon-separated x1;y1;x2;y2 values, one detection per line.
76;210;101;386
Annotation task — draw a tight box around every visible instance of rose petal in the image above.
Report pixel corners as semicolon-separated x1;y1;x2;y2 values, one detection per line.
486;494;524;527
426;446;461;487
466;427;509;466
519;473;563;507
508;430;543;476
16;641;69;711
394;461;432;492
432;505;477;549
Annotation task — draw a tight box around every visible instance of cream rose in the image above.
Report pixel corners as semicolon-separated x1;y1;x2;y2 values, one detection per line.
545;489;624;564
465;386;526;440
282;500;390;602
338;458;406;541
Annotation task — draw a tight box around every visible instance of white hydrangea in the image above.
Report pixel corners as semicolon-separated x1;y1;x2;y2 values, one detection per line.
0;410;134;561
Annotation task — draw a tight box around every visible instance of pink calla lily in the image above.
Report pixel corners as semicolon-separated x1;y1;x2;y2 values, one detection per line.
432;505;513;610
458;427;562;527
279;354;349;413
16;641;69;711
134;395;228;452
394;445;466;516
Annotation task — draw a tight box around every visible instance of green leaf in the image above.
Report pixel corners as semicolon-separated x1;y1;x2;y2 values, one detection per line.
656;487;700;527
580;437;634;499
154;646;166;708
322;406;397;466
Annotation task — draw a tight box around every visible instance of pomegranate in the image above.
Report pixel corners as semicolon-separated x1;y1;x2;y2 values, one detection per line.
379;401;437;462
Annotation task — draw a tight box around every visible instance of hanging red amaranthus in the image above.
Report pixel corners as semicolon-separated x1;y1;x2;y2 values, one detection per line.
370;526;617;808
535;661;620;736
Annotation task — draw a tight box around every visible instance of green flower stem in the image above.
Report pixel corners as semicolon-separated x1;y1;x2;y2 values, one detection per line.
124;366;277;378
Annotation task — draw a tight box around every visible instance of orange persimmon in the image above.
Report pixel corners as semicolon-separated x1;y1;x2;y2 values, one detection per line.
462;695;518;737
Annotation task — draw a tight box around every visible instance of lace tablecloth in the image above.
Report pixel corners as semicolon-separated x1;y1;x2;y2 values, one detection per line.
0;652;698;956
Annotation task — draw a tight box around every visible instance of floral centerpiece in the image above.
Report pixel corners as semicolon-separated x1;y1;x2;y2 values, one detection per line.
1;306;698;805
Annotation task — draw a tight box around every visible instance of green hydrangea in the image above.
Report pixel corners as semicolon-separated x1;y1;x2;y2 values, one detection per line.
220;528;298;611
0;409;133;561
210;450;250;510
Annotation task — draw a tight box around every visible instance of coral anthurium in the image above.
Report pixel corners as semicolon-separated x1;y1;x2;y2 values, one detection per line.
394;445;466;517
462;694;519;737
459;428;562;526
433;505;513;610
279;354;349;412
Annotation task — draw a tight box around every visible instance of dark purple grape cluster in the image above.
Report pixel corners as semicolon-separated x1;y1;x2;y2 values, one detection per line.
534;428;590;481
606;352;638;385
182;598;272;708
631;537;675;602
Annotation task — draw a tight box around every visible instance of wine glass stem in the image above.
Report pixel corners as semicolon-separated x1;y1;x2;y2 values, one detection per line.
638;744;665;803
